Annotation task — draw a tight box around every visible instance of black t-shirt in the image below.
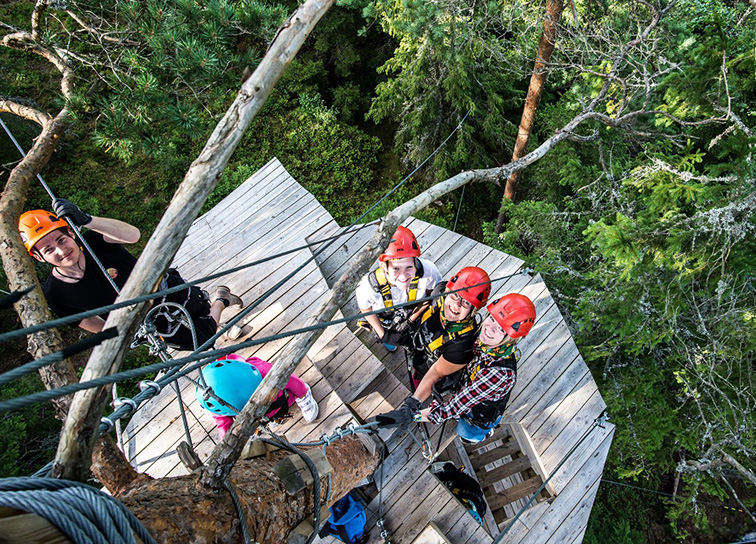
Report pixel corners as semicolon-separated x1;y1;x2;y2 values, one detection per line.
43;231;137;325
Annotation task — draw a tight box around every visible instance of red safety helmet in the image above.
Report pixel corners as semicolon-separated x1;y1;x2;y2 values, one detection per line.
487;294;536;338
446;267;491;309
379;226;421;262
18;210;68;255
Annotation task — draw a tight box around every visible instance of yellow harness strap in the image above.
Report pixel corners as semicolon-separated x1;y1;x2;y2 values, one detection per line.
420;299;475;353
374;266;420;308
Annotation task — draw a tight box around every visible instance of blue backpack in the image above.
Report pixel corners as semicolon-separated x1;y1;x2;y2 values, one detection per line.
318;492;368;544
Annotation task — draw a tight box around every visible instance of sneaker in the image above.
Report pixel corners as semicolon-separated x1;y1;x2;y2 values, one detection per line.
295;384;319;423
382;342;398;352
213;286;243;307
225;324;244;340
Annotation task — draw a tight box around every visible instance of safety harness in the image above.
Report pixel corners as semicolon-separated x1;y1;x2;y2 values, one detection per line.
359;260;425;329
418;296;476;355
460;341;519;428
369;259;424;309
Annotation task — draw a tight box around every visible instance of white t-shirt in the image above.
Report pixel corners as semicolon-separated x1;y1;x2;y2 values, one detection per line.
355;258;442;312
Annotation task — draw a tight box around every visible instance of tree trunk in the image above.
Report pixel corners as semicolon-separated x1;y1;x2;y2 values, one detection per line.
0;112;80;418
109;437;376;544
53;0;338;482
496;0;564;232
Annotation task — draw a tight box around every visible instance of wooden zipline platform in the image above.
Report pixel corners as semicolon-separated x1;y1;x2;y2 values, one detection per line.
123;158;615;544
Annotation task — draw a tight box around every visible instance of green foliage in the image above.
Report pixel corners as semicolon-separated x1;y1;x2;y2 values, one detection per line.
363;0;527;178
584;478;667;544
0;374;59;477
68;0;289;163
227;91;383;223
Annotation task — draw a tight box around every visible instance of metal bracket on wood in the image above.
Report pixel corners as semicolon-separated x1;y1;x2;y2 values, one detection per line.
273;448;333;495
177;441;203;472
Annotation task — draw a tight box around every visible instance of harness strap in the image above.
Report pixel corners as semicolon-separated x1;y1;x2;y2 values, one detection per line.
373;266;421;308
420;298;475;353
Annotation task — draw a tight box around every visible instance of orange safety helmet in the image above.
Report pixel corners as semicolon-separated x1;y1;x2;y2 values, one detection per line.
487;294;536;338
379;226;421;262
446;267;491;309
18;210;68;255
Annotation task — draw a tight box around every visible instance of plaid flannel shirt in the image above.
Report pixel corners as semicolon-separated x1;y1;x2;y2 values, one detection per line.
427;349;516;424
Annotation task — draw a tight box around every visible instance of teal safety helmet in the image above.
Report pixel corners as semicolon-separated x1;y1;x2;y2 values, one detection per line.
196;358;262;416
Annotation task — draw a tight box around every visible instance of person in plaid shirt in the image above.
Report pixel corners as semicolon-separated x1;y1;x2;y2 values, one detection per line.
376;293;536;444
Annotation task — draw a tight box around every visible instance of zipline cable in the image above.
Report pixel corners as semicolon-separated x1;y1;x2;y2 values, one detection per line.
0;477;157;544
0;271;533;414
183;107;473;358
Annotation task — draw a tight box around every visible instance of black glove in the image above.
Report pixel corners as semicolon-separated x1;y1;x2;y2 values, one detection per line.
52;198;92;226
374;396;421;429
381;320;412;346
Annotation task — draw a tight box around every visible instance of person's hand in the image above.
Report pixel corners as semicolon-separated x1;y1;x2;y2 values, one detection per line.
381;320;412;345
52;198;92;227
373;396;420;429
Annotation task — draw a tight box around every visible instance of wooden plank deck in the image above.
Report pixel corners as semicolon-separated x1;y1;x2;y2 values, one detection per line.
122;157;613;544
306;213;616;543
123;159;387;478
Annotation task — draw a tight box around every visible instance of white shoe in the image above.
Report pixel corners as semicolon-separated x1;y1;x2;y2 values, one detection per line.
295;384;319;423
225;324;244;340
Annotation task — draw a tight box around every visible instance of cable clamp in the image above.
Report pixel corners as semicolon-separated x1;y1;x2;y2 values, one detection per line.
99;417;115;434
376;518;385;527
113;397;137;415
595;410;610;428
139;380;161;395
521;267;534;276
320;433;332;446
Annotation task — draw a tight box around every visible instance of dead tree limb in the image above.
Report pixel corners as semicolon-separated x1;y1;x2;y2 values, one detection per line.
53;0;338;482
200;104;614;486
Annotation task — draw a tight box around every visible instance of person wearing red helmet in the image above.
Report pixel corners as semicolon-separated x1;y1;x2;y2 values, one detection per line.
18;199;242;349
376;293;536;444
355;225;441;351
382;266;491;390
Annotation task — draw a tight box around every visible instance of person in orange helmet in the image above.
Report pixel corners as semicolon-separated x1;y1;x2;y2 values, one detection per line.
19;199;242;349
355;225;441;351
377;293;537;444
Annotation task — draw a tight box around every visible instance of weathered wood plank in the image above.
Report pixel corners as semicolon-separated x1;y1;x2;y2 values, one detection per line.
410;522;453;544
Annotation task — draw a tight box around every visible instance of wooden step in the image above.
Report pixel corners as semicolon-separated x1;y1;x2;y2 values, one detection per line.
487;475;545;511
467;437;520;468
478;455;533;490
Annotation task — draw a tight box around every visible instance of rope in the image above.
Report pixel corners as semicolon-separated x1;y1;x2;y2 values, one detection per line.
493;411;610;543
223;478;252;544
1;105;470;353
0;328;118;387
375;444;391;543
0;221;381;344
0;270;533;414
0;477;156;544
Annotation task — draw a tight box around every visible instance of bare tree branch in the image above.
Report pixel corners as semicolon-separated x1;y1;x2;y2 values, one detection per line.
0;99;52;127
64;9;140;46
